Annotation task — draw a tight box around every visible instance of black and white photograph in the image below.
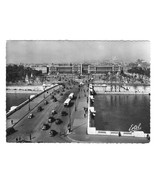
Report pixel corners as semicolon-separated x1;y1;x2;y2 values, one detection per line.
1;1;155;185
6;40;150;143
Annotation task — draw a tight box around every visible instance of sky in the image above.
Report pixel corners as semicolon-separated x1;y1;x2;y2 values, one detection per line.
6;40;150;64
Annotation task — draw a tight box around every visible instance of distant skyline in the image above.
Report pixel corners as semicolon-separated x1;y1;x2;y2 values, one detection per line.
6;40;150;64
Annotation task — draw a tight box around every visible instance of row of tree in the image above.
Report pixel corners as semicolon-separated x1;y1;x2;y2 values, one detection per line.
127;67;150;77
6;65;43;83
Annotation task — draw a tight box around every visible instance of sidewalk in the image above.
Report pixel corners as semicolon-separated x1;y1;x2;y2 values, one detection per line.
67;86;89;142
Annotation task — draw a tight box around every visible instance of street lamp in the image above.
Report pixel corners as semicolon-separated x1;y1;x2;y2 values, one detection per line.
28;97;31;111
43;86;46;99
68;107;72;132
75;98;77;111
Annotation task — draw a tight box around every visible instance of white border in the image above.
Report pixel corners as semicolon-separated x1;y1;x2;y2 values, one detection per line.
1;1;155;185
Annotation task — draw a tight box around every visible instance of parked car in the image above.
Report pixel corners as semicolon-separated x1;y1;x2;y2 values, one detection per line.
61;111;68;116
28;113;34;119
42;123;50;130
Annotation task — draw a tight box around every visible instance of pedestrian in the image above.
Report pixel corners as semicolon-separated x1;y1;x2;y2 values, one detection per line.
18;137;21;142
16;138;18;142
11;120;13;125
147;134;150;141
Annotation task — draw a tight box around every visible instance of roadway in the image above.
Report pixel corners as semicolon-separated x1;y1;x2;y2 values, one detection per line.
6;82;80;143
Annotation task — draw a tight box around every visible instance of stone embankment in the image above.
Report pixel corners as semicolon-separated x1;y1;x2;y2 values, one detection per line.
6;85;44;93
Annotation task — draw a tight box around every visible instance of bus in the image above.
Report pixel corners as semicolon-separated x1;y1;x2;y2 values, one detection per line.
64;98;71;107
68;93;74;99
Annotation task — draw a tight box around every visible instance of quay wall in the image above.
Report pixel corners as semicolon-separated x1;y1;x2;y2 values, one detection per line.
93;85;150;95
6;85;44;93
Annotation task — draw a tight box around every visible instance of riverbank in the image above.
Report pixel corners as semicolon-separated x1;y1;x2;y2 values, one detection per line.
6;90;41;93
93;84;150;94
97;91;150;95
6;85;44;93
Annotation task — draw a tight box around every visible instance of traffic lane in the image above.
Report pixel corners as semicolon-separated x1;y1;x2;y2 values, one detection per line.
7;86;58;122
6;98;60;142
7;85;79;142
34;87;80;141
9;85;62;126
6;88;65;141
50;95;80;134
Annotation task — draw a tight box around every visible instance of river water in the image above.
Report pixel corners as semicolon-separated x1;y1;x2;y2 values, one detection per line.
6;93;36;112
94;94;150;133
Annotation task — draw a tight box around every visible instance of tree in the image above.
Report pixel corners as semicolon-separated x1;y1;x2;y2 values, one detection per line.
6;64;43;83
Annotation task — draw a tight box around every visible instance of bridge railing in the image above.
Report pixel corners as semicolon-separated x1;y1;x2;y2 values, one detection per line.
6;84;58;118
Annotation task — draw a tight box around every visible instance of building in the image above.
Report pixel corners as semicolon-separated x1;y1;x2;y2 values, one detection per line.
50;63;82;74
32;65;49;74
50;63;122;75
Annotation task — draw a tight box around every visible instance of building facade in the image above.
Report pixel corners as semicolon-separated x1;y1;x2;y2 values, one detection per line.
50;63;122;74
32;66;49;74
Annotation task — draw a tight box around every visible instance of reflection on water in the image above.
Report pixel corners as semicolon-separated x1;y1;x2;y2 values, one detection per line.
6;93;36;112
94;94;150;133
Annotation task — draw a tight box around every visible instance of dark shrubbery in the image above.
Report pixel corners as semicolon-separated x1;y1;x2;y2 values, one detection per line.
6;64;42;83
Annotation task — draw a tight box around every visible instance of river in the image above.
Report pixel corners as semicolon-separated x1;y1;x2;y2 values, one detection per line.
6;93;37;112
94;94;150;133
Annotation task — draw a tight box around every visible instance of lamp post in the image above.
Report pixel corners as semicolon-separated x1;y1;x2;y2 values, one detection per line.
68;106;72;132
75;98;77;111
43;86;45;99
28;97;30;111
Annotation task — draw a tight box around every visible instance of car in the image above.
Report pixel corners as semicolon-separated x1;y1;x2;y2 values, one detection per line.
6;127;16;136
51;110;57;115
49;130;58;137
28;113;34;119
48;116;55;123
53;97;57;102
44;100;48;105
37;106;43;112
55;119;62;125
51;95;54;99
42;123;50;130
61;111;68;116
